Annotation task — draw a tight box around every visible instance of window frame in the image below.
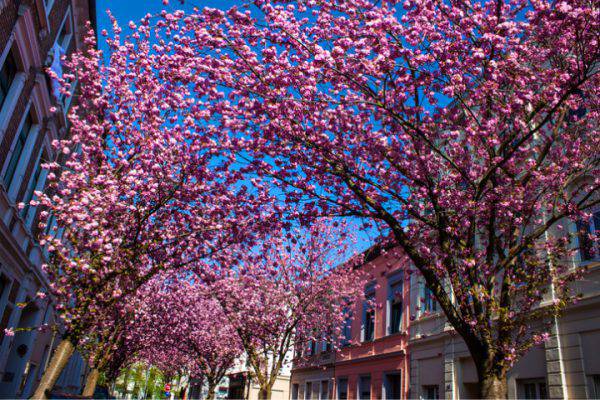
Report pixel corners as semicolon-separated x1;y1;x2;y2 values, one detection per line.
1;105;41;202
358;375;372;400
337;377;348;400
22;150;49;228
575;209;600;262
421;385;439;400
421;283;438;315
0;48;17;110
386;271;403;335
361;283;376;342
383;372;402;400
518;378;548;400
2;112;32;190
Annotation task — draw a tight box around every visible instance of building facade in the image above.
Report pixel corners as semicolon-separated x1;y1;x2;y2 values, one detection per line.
408;211;600;400
291;208;600;400
184;352;293;400
0;0;95;398
225;352;292;400
290;246;411;400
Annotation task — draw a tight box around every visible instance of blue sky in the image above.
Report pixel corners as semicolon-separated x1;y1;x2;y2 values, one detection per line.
96;0;240;33
94;0;382;254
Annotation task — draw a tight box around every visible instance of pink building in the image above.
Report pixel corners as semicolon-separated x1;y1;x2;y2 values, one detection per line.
290;245;411;400
0;0;96;397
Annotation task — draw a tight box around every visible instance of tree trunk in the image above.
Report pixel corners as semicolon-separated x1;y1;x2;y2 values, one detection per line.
206;385;216;400
82;368;100;397
258;386;272;400
31;338;75;399
480;372;508;399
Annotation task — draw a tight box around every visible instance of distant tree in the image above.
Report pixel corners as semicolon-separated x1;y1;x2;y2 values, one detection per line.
124;273;243;400
206;221;366;400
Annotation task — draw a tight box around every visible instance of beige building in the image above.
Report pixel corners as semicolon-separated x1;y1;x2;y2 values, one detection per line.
227;352;292;400
228;371;291;400
408;211;600;400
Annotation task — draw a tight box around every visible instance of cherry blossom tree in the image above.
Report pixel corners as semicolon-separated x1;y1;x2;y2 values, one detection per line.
107;0;597;397
118;274;243;400
204;220;366;400
30;19;272;398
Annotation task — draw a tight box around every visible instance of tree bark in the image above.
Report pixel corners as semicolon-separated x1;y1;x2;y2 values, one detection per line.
258;386;272;400
206;385;216;400
82;368;100;397
480;372;508;399
31;338;75;399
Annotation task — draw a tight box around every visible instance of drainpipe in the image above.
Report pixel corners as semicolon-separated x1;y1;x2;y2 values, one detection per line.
530;112;568;400
543;220;568;400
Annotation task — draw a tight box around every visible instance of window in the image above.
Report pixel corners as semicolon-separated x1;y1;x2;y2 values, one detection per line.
0;279;20;345
56;11;73;53
362;285;375;342
421;385;439;400
341;310;352;346
577;210;600;261
0;49;16;110
0;304;12;344
320;381;329;400
518;379;547;400
321;338;332;353
0;274;8;300
309;340;317;355
358;375;371;400
20;154;43;222
337;378;348;400
3;113;32;190
421;284;437;314
384;373;401;400
364;307;375;342
390;300;402;333
305;382;312;400
7;279;19;303
592;375;600;399
50;9;74;106
44;212;57;236
292;384;300;400
387;275;403;334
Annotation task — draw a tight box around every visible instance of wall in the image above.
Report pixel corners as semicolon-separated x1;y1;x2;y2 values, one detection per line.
290;246;411;400
0;0;95;398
